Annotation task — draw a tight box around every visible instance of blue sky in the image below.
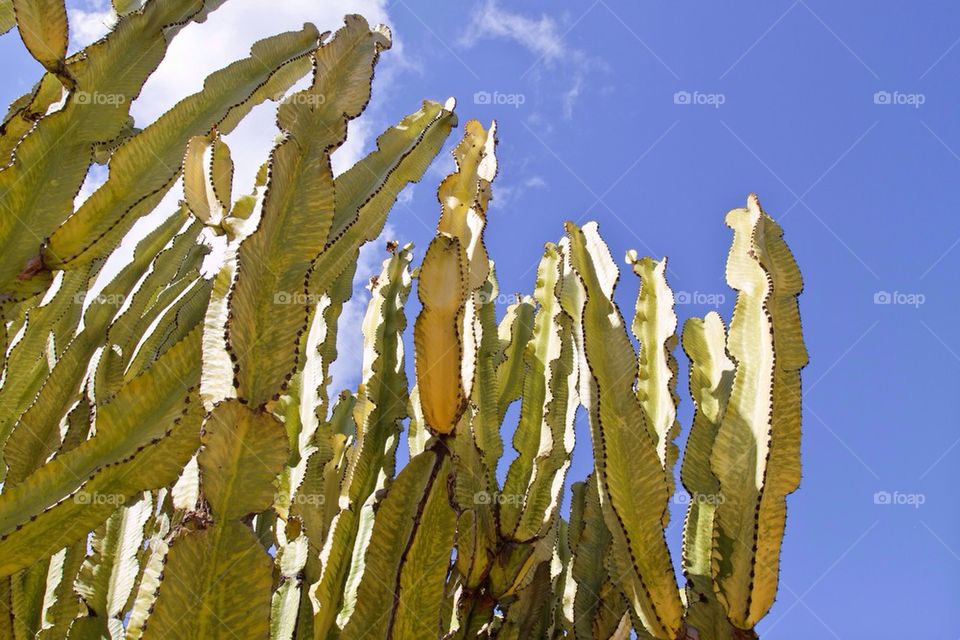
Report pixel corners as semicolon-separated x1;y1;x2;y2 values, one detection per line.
3;1;959;637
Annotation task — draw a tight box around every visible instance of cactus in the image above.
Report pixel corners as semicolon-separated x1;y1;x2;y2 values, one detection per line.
0;4;806;639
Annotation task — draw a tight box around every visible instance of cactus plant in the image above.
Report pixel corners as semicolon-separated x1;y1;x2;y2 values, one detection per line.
0;4;806;639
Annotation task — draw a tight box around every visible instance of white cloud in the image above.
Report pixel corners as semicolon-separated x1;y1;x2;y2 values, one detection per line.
561;75;582;120
461;0;565;63
524;175;547;188
396;184;416;206
491;174;547;210
68;0;114;50
459;0;597;119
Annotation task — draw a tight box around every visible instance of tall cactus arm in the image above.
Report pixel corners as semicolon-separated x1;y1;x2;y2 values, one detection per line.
564;221;682;639
353;244;413;478
437;120;496;406
309;247;413;639
340;445;456;640
711;194;808;629
305;100;455;314
286;392;355;638
296;261;354;441
0;327;202;575
513;307;576;541
72;494;153;635
228;16;389;408
0;0;228;294
143;399;288;639
414;119;496;436
467;268;503;481
499;246;562;537
436;119;496;293
324;98;447;244
291;93;453;435
414;233;468;435
500;243;576;541
627;253;681;517
41;23;319;276
680;312;735;638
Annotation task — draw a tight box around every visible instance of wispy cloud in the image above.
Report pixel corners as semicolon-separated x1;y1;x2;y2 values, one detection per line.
492;175;548;210
459;0;599;119
460;0;566;62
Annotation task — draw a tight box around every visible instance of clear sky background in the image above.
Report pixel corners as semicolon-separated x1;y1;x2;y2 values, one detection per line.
2;1;959;637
